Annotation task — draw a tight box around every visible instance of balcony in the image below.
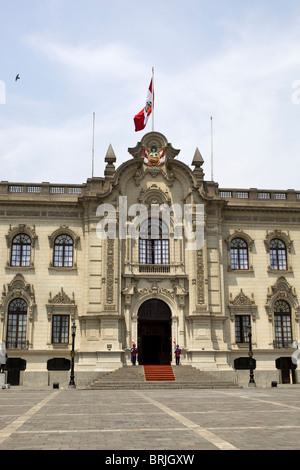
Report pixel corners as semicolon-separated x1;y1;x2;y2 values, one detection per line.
123;263;186;277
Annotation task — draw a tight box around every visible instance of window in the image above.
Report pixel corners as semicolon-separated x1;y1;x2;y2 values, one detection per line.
235;315;250;343
53;234;74;267
11;234;31;267
6;298;27;349
139;219;169;265
52;315;70;344
274;300;292;348
230;238;248;270
270;239;287;270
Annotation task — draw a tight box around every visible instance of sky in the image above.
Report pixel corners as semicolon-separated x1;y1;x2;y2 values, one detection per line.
1;0;300;189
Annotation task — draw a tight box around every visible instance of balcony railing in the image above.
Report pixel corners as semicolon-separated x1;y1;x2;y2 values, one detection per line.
139;264;170;273
124;263;185;276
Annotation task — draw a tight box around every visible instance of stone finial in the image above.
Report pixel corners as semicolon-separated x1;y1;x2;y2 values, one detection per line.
104;144;116;179
105;144;116;163
192;148;204;184
192;148;204;167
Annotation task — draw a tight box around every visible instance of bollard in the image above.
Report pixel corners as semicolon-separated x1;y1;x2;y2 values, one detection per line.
271;381;277;388
53;382;59;389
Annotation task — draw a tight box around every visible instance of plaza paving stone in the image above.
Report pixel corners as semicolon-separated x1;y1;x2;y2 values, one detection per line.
0;386;299;451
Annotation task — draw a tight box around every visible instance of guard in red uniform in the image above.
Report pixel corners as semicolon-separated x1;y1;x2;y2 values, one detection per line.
131;344;138;365
174;344;181;365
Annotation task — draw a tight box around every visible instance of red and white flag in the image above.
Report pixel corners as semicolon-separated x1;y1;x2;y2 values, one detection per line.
134;78;153;132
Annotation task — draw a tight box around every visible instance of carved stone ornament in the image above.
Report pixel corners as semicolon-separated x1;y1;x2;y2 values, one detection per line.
264;229;293;253
137;283;175;299
225;230;254;252
228;289;257;321
0;274;36;321
128;131;180;161
48;287;75;305
106;239;114;304
6;224;38;247
47;288;76;322
265;276;300;322
48;226;80;248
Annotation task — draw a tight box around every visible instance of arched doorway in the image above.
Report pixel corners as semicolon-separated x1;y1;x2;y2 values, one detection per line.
137;299;172;365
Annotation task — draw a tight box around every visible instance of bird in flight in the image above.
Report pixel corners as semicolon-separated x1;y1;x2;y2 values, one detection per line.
15;74;20;81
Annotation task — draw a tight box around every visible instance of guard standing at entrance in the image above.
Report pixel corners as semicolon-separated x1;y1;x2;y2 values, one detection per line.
174;344;181;365
131;343;138;366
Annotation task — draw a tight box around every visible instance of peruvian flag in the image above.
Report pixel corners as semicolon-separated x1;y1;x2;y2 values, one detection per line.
134;78;153;132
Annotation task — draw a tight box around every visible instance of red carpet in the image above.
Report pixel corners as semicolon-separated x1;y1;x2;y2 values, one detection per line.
144;365;175;381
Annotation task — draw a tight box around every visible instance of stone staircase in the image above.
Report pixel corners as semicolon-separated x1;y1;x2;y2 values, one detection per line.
88;365;241;390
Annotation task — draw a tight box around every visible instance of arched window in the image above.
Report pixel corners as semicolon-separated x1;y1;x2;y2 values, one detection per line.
6;298;28;349
11;234;31;267
53;234;74;267
230;238;248;270
274;300;292;348
270;239;287;270
139;219;169;265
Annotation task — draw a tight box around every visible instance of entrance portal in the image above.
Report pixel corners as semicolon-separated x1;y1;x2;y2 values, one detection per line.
137;300;171;365
276;357;297;384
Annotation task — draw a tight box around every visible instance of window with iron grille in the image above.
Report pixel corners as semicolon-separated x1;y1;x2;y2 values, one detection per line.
236;192;249;198
139;219;169;265
53;234;74;267
52;315;70;344
219;191;232;198
235;315;250;343
6;298;27;349
258;192;270;199
11;233;31;267
230;238;249;270
270;238;287;270
274;300;292;348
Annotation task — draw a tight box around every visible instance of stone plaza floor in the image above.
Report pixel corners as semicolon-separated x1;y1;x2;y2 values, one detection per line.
0;385;299;452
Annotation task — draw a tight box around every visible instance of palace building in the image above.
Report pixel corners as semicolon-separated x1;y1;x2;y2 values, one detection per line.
0;131;299;387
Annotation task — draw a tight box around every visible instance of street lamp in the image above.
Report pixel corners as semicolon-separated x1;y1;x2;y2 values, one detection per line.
247;324;256;387
69;322;76;389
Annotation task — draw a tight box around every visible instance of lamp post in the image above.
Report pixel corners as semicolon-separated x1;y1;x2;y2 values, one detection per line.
69;322;76;389
247;324;256;387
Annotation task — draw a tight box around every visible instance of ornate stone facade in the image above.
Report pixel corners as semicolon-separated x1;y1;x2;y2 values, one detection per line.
0;131;299;386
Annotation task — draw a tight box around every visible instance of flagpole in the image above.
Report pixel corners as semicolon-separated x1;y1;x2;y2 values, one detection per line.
152;67;154;131
211;116;213;181
92;112;95;177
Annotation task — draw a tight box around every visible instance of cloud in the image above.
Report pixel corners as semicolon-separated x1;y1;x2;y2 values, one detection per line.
26;34;148;80
5;12;300;190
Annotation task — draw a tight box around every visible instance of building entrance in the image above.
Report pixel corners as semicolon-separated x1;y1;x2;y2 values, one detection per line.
276;357;297;384
137;300;171;365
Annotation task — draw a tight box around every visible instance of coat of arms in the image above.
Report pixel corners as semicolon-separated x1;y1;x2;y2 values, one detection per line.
142;145;166;167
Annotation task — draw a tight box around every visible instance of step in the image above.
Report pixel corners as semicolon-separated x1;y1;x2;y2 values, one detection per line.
144;365;175;381
88;365;241;389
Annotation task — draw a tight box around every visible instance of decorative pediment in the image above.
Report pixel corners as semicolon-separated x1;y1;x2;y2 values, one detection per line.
264;229;293;253
6;224;38;247
0;274;36;321
48;287;75;305
47;288;76;321
138;185;171;206
225;230;255;252
230;289;255;306
265;276;299;321
128;131;180;161
48;226;80;248
228;289;257;320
